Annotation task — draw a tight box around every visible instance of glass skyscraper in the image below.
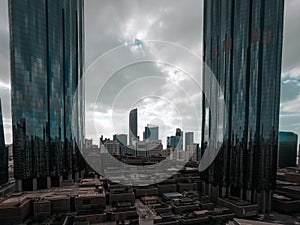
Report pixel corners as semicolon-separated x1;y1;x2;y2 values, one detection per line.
9;0;85;191
167;128;183;150
129;108;138;146
202;0;284;212
144;124;159;141
113;134;128;146
0;99;8;185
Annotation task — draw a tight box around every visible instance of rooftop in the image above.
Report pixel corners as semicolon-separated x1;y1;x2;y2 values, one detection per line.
0;179;105;208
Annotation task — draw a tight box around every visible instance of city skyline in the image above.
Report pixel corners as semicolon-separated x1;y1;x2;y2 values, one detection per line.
104;111;196;151
0;0;300;224
0;0;299;145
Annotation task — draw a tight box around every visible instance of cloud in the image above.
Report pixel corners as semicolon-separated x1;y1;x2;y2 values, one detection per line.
281;95;300;114
86;60;203;146
280;79;300;102
282;0;300;72
0;81;10;90
282;67;300;79
84;0;203;145
85;0;203;67
279;111;300;143
0;0;300;145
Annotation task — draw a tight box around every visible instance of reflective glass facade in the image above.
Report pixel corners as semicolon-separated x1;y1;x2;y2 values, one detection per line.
167;128;183;150
145;125;159;141
0;99;8;185
9;0;85;190
202;0;284;209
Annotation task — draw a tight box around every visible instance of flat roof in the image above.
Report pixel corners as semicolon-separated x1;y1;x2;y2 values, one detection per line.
0;178;105;208
162;192;182;197
233;218;283;225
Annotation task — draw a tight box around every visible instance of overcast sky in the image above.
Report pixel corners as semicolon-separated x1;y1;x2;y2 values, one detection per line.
0;0;300;146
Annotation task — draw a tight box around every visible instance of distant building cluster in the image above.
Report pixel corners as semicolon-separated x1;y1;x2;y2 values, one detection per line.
84;108;200;160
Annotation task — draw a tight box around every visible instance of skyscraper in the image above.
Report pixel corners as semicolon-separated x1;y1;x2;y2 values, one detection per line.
0;99;8;185
129;108;138;146
144;124;159;141
278;132;298;168
175;128;183;150
113;134;128;146
167;128;183;150
185;132;194;151
113;134;130;156
9;0;85;191
202;0;284;212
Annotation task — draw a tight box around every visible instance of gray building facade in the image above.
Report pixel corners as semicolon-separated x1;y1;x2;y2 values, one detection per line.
185;132;194;151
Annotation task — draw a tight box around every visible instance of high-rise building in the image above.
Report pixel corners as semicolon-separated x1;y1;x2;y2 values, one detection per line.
9;0;85;191
175;128;183;150
84;139;93;149
278;132;298;168
113;134;131;156
167;128;183;150
104;140;120;155
0;99;8;185
185;132;194;151
167;136;178;148
187;143;200;162
202;0;284;212
113;134;127;146
144;124;159;141
135;141;147;157
129;108;138;146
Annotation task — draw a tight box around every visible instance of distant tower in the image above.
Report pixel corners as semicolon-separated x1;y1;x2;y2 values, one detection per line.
113;134;128;146
185;132;194;151
175;128;183;150
144;124;159;141
167;128;183;150
129;109;138;145
0;99;8;185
